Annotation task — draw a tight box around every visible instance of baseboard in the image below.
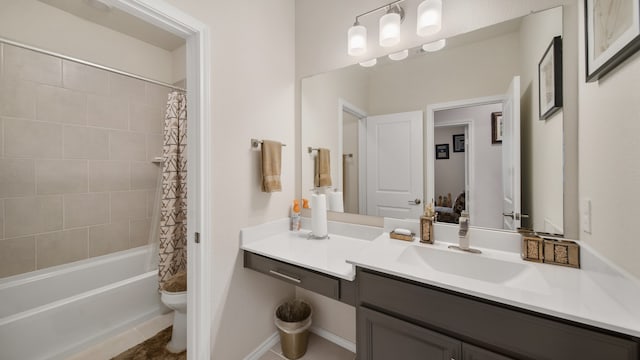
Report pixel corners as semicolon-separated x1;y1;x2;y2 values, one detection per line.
310;326;356;354
243;331;280;360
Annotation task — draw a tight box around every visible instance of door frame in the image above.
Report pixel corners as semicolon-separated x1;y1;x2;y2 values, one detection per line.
111;1;212;359
337;99;367;214
433;121;473;216
426;95;503;212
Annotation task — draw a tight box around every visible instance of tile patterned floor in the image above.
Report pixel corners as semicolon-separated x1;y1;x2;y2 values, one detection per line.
260;333;356;360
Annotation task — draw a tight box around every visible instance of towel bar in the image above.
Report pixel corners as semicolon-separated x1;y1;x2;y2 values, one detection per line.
251;138;286;149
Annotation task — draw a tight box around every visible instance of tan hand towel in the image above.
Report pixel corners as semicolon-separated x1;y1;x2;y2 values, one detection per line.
261;140;282;192
314;148;332;187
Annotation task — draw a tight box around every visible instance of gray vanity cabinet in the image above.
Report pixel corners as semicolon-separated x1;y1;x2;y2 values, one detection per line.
356;268;639;360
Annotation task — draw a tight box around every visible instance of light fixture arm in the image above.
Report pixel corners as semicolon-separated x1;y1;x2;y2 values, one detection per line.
354;0;406;24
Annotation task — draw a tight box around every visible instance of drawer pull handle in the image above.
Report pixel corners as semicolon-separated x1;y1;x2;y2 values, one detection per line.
269;270;301;284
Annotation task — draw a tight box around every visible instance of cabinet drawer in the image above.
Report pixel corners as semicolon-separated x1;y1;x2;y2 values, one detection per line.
244;251;340;300
358;269;639;360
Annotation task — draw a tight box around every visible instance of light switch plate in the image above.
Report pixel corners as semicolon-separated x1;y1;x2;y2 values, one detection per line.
581;199;592;234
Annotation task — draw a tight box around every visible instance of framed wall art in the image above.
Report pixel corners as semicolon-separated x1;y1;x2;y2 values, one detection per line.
585;0;640;82
453;134;465;152
539;36;563;120
435;144;449;160
491;111;503;144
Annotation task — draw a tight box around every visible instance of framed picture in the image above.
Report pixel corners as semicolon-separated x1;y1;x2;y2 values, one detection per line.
435;144;449;160
453;134;465;152
539;36;563;120
585;0;640;82
491;112;503;144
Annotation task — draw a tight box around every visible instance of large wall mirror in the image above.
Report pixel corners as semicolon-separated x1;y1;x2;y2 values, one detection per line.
301;6;567;234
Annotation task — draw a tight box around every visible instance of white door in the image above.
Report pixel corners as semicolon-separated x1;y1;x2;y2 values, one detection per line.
366;111;423;218
502;76;521;230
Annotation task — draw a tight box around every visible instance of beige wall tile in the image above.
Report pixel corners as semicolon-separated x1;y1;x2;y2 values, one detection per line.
0;236;36;278
147;134;163;161
146;189;160;218
0;159;35;197
63;125;109;160
64;193;109;228
4;196;63;238
36;85;86;124
4;118;62;158
129;103;162;133
87;94;129;130
145;83;170;106
0;199;4;239
36;228;88;269
62;60;108;95
0;79;37;119
36;159;88;195
3;45;61;86
109;131;146;161
131;162;159;190
130;218;151;248
89;221;129;257
0;118;3;157
111;190;146;222
89;160;130;192
109;73;145;102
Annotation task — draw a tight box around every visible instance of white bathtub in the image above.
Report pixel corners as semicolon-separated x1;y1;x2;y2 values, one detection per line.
0;245;166;360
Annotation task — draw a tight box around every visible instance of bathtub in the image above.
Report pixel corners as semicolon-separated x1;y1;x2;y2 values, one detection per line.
0;245;166;360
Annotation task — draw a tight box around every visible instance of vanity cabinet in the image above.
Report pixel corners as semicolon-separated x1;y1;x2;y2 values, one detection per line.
243;251;356;305
356;268;639;360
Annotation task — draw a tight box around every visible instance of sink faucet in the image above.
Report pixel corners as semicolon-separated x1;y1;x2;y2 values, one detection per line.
449;210;482;254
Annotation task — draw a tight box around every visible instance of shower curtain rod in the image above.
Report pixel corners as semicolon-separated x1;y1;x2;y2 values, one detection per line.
0;36;186;92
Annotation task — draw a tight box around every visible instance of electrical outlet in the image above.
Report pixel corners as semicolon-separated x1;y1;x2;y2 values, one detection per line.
581;199;592;234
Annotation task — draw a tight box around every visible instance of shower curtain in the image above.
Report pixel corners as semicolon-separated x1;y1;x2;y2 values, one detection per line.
158;91;188;289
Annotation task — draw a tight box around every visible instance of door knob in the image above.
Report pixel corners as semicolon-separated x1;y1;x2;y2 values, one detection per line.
503;212;529;220
408;199;422;205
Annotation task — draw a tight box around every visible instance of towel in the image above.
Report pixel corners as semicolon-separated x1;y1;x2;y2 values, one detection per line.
261;140;282;192
314;148;332;187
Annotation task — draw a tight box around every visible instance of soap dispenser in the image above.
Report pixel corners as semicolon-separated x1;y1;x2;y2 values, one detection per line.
290;199;301;231
420;201;435;244
458;210;470;249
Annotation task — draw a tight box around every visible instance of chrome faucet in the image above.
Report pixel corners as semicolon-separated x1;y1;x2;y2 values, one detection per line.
449;210;481;254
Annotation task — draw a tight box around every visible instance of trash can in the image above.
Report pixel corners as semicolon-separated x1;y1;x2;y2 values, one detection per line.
275;299;312;360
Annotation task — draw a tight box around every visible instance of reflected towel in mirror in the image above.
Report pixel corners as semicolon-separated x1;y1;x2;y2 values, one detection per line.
314;148;332;187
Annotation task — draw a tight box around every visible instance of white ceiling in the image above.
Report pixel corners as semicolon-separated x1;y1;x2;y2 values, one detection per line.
39;0;185;51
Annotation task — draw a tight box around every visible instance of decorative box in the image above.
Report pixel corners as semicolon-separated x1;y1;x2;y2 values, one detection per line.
543;239;580;268
420;216;434;244
521;234;544;262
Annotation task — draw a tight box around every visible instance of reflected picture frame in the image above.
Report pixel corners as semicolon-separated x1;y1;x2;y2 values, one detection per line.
435;144;449;160
453;134;465;152
491;111;503;144
539;36;563;120
585;0;640;82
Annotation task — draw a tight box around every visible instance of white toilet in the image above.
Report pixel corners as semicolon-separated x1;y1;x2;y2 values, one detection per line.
160;273;187;353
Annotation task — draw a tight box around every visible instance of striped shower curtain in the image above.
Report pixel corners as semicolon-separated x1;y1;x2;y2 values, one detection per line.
158;91;188;289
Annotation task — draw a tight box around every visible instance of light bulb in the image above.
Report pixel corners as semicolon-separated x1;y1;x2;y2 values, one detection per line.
348;24;367;56
417;0;442;37
422;39;446;52
379;12;401;47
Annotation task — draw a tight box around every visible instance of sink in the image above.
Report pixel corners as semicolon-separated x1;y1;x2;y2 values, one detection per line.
397;245;528;283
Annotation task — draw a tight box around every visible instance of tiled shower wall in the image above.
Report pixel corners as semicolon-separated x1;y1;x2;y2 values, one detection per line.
0;43;171;278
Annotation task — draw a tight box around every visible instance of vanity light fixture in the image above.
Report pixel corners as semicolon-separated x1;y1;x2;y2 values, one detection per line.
422;38;446;52
359;58;378;67
348;21;367;56
388;49;409;61
379;5;404;47
417;0;442;37
347;0;405;56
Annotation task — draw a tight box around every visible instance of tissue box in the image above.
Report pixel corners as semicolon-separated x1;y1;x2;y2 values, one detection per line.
521;234;544;262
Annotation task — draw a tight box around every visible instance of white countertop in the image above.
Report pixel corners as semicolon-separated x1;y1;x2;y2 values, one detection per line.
240;218;640;338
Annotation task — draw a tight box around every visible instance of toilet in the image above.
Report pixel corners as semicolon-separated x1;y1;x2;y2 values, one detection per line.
160;272;187;353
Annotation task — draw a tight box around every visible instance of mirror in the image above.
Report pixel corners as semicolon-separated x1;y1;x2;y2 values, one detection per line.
301;7;565;234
